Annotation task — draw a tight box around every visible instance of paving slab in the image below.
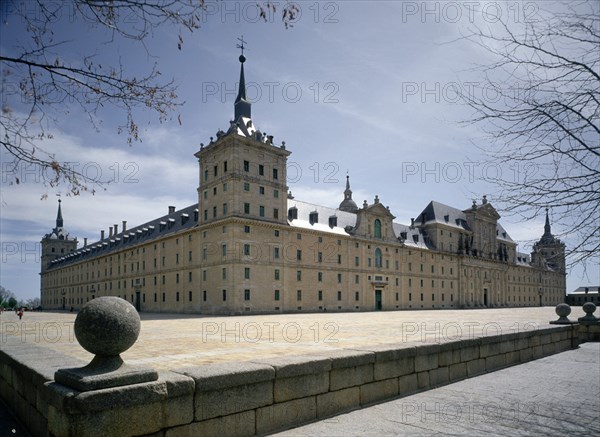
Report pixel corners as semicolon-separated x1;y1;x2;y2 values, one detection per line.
274;342;600;436
0;307;576;371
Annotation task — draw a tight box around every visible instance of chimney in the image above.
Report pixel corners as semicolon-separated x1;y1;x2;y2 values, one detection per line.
114;224;118;235
109;227;113;238
101;230;105;240
84;238;88;247
122;220;127;232
168;206;176;214
410;218;415;227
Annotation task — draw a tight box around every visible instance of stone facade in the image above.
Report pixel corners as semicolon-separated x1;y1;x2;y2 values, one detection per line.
40;55;566;314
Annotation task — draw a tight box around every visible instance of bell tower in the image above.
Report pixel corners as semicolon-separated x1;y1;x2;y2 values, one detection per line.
531;208;566;272
194;39;291;226
40;199;78;273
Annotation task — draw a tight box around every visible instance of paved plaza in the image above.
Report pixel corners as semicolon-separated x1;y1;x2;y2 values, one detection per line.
0;307;569;371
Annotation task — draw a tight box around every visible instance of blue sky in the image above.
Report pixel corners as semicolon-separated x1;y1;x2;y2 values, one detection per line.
1;1;598;302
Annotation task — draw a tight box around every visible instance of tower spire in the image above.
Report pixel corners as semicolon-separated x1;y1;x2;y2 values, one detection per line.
56;198;63;228
234;36;251;121
544;208;551;235
339;174;358;212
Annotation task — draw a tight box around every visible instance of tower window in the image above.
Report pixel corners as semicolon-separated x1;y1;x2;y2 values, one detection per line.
244;160;249;172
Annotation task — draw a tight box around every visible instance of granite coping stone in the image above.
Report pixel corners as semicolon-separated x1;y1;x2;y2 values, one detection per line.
313;349;375;369
352;344;417;362
175;361;275;391
415;343;440;356
250;355;332;378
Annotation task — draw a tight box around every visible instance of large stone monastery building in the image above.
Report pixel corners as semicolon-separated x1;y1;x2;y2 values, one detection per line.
40;53;566;314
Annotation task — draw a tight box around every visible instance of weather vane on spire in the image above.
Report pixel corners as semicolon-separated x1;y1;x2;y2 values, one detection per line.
237;35;247;63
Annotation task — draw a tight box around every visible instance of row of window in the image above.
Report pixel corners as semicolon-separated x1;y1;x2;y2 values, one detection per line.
203;160;278;181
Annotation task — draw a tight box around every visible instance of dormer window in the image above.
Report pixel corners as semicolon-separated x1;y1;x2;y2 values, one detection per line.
288;207;298;221
309;211;318;225
329;215;338;228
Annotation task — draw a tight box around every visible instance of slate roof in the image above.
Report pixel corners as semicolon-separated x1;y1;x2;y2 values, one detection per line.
48;204;199;270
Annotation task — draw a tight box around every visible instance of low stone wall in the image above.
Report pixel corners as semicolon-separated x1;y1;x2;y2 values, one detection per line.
0;323;587;437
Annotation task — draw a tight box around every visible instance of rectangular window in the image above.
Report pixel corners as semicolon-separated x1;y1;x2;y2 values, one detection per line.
244;160;249;172
222;244;227;257
273;208;279;219
223;203;228;215
273;168;278;180
318;272;323;282
318;252;323;263
337;273;342;284
297;270;302;281
318;290;323;301
223;161;228;172
244;225;250;233
244;182;250;191
355;257;359;267
355;275;359;284
244;289;250;301
259;206;265;217
213;165;218;177
222;268;227;280
274;290;280;301
274;247;280;259
355;291;359;301
188;251;192;262
337;291;342;301
162;292;166;302
212;206;217;218
188;272;192;283
176;292;180;302
244;267;250;279
274;269;280;280
297;290;302;301
259;164;264;175
259;186;265;195
222;290;227;301
244;244;250;256
274;189;279;198
244;203;250;214
297;250;302;260
203;290;207;301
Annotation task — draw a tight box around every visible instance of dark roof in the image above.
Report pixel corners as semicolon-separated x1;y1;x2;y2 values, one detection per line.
48;204;199;270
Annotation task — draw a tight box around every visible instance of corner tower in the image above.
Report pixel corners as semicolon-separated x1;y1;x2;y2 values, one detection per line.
194;40;291;226
532;208;566;272
41;199;78;273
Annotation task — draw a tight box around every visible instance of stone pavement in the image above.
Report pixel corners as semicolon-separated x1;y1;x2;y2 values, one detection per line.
0;307;568;371
274;342;600;436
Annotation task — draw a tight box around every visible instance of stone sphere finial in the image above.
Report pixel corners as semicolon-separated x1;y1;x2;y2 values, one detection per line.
56;296;157;392
578;302;598;323
74;297;140;356
550;303;573;324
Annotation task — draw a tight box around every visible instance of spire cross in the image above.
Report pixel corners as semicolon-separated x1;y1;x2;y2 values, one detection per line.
237;35;247;57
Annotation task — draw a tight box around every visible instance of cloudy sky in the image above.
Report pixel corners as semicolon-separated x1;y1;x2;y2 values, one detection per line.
1;1;598;302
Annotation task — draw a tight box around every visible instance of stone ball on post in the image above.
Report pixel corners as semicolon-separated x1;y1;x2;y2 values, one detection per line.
550;303;573;324
74;296;140;357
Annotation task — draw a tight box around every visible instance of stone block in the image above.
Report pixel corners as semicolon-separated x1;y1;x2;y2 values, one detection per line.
485;354;506;371
448;363;467;382
274;372;329;402
414;344;439;372
256;396;316;435
417;371;429;389
479;340;502;358
540;333;553;345
520;347;533;363
505;351;521;366
428;366;449;387
459;339;480;362
398;373;418;396
166;411;254;437
330;365;373;391
532;345;544;359
466;359;486;377
374;355;414;380
251;355;331;379
195;380;272;421
542;342;556;356
316;387;360;418
438;342;461;367
360;378;398;405
177;362;274;392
